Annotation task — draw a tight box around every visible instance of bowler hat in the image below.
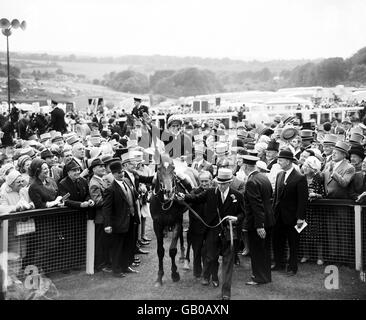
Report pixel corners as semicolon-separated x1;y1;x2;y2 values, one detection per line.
89;158;105;170
278;149;296;162
109;161;123;173
333;141;350;155
349;145;365;160
40;149;54;159
266;140;279;152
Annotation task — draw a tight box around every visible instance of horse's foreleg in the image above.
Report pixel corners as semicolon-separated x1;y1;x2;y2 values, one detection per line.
179;226;185;262
153;222;164;287
169;223;181;282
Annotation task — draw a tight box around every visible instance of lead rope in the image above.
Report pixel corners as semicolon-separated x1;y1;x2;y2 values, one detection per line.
178;198;236;250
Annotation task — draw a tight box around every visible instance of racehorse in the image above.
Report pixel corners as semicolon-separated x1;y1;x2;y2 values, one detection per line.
149;153;198;286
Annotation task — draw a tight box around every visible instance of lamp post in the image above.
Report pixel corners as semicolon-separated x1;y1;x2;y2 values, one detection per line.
0;18;26;113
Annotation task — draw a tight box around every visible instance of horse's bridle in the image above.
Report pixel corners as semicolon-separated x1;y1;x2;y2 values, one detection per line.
156;173;177;211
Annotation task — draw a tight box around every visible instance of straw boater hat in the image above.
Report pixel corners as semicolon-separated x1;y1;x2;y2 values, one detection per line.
214;142;229;156
121;151;142;164
281;127;299;141
256;160;270;172
194;144;205;154
216;168;233;184
300;129;314;141
333;141;350;155
66;135;79;146
51;131;63;143
40;132;51;143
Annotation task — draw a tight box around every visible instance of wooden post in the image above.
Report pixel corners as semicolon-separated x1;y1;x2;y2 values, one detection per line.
86;220;95;275
354;205;362;271
0;220;9;292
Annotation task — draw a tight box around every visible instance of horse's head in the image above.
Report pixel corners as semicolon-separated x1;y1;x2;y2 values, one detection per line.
157;154;176;201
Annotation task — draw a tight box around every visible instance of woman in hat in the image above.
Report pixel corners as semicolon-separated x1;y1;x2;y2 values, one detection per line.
17;155;32;186
300;156;325;266
0;170;33;267
28;159;62;209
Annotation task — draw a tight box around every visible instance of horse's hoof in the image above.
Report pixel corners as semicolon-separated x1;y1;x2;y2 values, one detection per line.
172;272;180;282
154;279;163;287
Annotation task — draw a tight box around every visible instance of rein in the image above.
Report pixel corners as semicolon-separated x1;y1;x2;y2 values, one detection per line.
178;198;237;249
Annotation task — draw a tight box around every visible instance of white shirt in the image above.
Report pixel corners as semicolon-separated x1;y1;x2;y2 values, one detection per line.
284;165;295;184
219;187;230;203
125;170;135;187
115;179;127;192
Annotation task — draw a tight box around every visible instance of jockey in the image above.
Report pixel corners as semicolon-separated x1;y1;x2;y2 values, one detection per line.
161;115;193;164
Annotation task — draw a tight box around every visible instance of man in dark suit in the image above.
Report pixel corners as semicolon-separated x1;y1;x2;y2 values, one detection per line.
179;168;245;300
272;150;308;276
187;170;212;279
242;155;275;285
58;160;93;209
50;100;67;133
58;160;95;272
88;158;111;272
122;151;154;260
103;161;140;277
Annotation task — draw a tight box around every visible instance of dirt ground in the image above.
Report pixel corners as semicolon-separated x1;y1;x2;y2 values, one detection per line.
50;217;366;300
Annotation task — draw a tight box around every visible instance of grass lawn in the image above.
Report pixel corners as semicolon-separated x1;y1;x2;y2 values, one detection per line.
50;218;366;300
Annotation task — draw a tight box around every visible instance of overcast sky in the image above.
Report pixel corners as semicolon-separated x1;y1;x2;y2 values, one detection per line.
2;0;366;61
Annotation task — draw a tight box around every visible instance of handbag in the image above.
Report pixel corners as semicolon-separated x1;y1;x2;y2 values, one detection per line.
15;218;36;236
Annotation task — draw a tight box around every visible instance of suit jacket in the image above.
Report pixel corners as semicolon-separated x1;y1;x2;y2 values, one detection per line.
273;168;308;226
348;170;365;200
29;177;58;209
322;159;355;199
50;107;67;133
89;175;106;224
103;180;138;234
243;171;275;231
188;186;208;235
230;176;246;195
185;187;245;237
58;176;90;208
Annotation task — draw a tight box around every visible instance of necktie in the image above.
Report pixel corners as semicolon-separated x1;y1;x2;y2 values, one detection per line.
123;181;135;215
221;192;225;204
278;171;286;198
